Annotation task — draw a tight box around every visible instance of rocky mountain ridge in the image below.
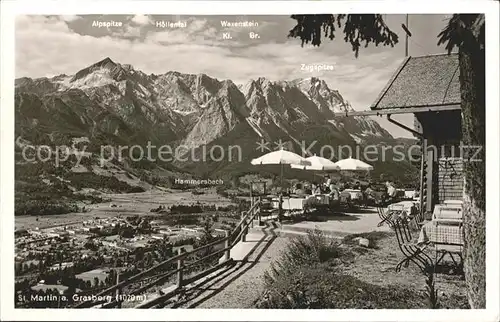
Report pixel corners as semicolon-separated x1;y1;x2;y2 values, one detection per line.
15;57;411;180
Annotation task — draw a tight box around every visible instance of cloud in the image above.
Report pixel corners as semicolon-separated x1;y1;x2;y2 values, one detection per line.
145;18;221;45
15;15;402;106
15;15;418;137
60;15;81;22
110;25;141;38
131;15;151;25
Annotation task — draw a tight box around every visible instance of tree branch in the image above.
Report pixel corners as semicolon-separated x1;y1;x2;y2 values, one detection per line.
288;14;398;57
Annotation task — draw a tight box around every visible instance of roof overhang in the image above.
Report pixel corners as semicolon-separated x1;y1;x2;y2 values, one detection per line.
331;104;461;117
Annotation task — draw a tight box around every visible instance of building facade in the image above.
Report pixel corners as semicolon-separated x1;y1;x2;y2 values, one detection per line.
370;53;462;214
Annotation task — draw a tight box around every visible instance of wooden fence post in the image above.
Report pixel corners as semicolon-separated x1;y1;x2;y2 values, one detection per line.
250;207;254;228
224;230;230;261
115;270;121;308
257;201;262;226
176;248;183;289
278;193;283;223
241;216;247;242
250;185;253;208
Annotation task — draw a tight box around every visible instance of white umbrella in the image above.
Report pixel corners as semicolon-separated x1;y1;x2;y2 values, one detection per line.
251;149;310;188
251;149;310;222
291;155;340;171
291;155;340;185
334;157;373;171
251;149;310;166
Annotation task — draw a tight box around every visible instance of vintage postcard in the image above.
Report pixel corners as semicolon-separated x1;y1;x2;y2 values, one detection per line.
0;0;498;321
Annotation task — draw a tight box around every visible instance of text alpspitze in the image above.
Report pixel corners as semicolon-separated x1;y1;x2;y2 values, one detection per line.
91;21;123;28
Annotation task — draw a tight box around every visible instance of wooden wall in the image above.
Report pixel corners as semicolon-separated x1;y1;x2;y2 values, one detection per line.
416;109;462;212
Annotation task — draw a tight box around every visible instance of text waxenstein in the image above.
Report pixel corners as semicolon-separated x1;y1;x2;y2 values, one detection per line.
220;20;259;27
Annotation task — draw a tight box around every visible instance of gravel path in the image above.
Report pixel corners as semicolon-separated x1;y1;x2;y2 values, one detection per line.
180;236;289;309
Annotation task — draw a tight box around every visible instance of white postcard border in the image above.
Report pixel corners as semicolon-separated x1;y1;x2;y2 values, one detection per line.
1;1;499;321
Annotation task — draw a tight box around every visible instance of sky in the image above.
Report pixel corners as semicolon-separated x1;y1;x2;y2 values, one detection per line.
15;14;454;138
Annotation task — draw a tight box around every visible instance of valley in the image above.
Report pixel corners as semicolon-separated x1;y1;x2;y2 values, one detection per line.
14;188;234;231
15;57;419;218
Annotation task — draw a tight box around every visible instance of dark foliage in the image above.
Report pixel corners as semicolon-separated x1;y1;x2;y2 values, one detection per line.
437;14;485;53
65;173;143;193
15;161;129;216
288;14;399;57
15;199;79;217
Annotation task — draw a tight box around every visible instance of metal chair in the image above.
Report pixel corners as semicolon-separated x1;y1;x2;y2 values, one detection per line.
377;203;405;228
388;214;434;274
377;206;392;227
411;209;426;228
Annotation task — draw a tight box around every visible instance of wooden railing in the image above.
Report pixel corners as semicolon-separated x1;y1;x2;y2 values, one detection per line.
73;198;262;308
230;198;262;246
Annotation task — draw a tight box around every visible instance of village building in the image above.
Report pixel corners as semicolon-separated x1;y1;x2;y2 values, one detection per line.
49;262;74;271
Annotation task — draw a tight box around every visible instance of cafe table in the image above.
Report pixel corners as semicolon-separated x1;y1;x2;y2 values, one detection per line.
417;219;463;268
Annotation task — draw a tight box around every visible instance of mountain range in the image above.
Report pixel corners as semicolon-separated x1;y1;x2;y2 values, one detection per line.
15;57;418;194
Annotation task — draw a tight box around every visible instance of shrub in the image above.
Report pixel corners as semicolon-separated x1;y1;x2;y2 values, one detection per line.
127;186;145;193
215;186;229;197
425;270;439;309
279;229;342;265
170;204;203;214
258;263;425;309
264;229;343;286
259;229;427;309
